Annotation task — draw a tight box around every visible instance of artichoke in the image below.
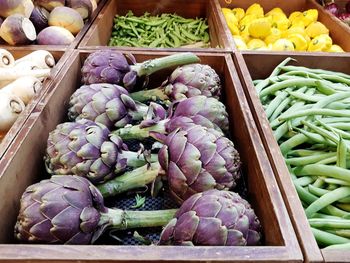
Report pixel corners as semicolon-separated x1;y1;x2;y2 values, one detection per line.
159;189;262;246
114;96;230;140
68;83;161;130
81;50;200;91
15;175;176;244
130;64;221;103
45;119;157;184
98;123;241;203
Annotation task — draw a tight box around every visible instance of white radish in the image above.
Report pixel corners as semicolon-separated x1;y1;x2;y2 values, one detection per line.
15;50;55;69
1;77;42;105
0;92;25;133
0;49;15;68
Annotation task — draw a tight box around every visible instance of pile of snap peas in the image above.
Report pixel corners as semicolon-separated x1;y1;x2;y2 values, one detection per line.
255;57;350;249
109;11;210;48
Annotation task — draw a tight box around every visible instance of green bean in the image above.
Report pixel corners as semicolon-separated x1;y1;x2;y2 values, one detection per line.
255;57;295;94
328;123;350;131
271;104;313;129
312;213;342;220
280;65;350;80
269;96;292;122
311;227;350;247
319;74;350;86
321;117;350;124
309;184;329;197
337;137;348;168
315;80;337;95
337;203;350;212
324;178;350;186
294;164;350;183
286;152;336;166
328;184;339;191
280;133;309;156
259;78;318;98
309;218;350;229
279;109;350;122
302;121;339;144
287;91;325;102
293;176;316;187
317;156;337;165
313;177;326;188
294;128;336;147
282;70;322;80
265;91;289;118
324;242;350;249
317;120;350;140
305;187;350;218
287;149;329;157
312;92;350;110
294;183;348;217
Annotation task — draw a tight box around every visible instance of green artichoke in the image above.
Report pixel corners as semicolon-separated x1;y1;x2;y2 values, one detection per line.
45;119;156;183
114;96;229;140
15;175;176;244
68;84;151;130
82;50;200;91
98;123;241;203
130;64;221;103
159;189;262;246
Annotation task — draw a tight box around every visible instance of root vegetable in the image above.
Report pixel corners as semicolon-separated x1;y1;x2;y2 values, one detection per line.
0;0;34;18
49;7;84;35
35;0;65;12
15;50;55;69
0;92;25;133
29;6;49;32
66;0;97;19
0;68;50;81
1;77;42;105
0;15;36;45
0;49;15;68
37;26;75;45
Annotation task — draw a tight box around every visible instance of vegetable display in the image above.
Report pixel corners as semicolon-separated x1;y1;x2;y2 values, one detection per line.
14;50;262;247
0;0;99;46
109;11;210;48
222;3;344;52
255;57;350;248
0;49;54;142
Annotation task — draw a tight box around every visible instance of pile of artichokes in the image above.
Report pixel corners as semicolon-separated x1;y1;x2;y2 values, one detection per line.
14;50;262;247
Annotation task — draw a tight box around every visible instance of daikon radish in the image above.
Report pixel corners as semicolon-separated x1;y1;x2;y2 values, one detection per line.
0;92;25;133
0;49;14;68
2;77;42;104
15;50;55;69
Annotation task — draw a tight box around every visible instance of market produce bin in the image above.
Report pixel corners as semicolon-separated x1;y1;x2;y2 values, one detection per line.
78;0;231;52
0;0;107;50
216;0;350;52
0;47;71;163
0;50;302;262
235;51;350;263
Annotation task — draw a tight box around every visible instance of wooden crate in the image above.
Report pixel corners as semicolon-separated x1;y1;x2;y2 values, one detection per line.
216;0;350;52
0;50;302;262
235;51;350;263
0;0;107;50
0;47;71;162
78;0;231;52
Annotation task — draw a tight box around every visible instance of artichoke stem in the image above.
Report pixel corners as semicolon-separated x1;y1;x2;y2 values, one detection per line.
119;151;158;168
130;87;169;103
102;208;177;230
114;120;167;140
97;162;161;198
132;53;200;77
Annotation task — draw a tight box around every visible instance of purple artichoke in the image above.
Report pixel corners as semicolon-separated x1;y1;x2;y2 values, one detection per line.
158;124;241;203
98;123;241;203
68;83;151;130
114;96;230;140
15;175;176;244
159;189;262;246
81;50;200;91
45;119;156;183
130;64;222;103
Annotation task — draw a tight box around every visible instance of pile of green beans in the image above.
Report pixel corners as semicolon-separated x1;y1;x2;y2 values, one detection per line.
255;57;350;249
109;11;210;48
